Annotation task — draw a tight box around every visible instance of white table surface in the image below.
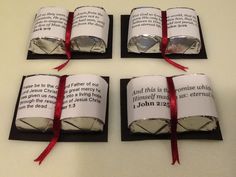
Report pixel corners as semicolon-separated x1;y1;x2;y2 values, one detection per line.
0;0;236;177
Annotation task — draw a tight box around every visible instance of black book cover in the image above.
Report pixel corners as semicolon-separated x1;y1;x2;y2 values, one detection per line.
9;76;110;142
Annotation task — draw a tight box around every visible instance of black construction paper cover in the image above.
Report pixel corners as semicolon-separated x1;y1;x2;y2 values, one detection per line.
9;76;109;142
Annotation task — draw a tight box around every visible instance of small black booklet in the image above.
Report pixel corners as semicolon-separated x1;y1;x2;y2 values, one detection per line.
9;74;109;142
120;75;222;141
121;7;207;59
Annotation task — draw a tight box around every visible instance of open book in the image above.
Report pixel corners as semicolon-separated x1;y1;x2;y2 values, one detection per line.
127;7;201;54
29;6;110;56
120;74;222;140
15;74;108;133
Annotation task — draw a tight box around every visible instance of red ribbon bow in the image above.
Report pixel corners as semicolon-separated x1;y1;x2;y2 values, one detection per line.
54;12;74;71
167;77;180;165
34;75;67;165
161;11;188;72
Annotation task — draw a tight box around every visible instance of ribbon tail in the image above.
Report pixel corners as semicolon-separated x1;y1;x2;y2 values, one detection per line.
170;119;180;165
34;135;59;165
171;135;180;165
34;76;66;165
167;77;180;165
53;58;70;71
161;11;188;72
164;56;188;72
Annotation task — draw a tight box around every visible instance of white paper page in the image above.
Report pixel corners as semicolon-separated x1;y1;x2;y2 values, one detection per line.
31;7;69;40
173;74;218;118
127;76;170;126
16;75;59;120
61;74;108;123
167;7;200;40
71;6;109;45
128;7;162;42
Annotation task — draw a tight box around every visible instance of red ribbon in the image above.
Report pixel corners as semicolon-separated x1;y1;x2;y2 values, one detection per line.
161;11;188;72
167;77;180;165
34;75;67;165
54;12;74;71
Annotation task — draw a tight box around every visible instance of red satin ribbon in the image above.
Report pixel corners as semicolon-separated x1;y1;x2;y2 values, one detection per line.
54;12;74;71
34;75;67;165
161;11;188;72
167;77;180;165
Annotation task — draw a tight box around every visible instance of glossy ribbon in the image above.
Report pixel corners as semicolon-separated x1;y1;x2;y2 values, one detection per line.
54;12;74;71
161;11;188;72
34;75;67;165
167;77;180;165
